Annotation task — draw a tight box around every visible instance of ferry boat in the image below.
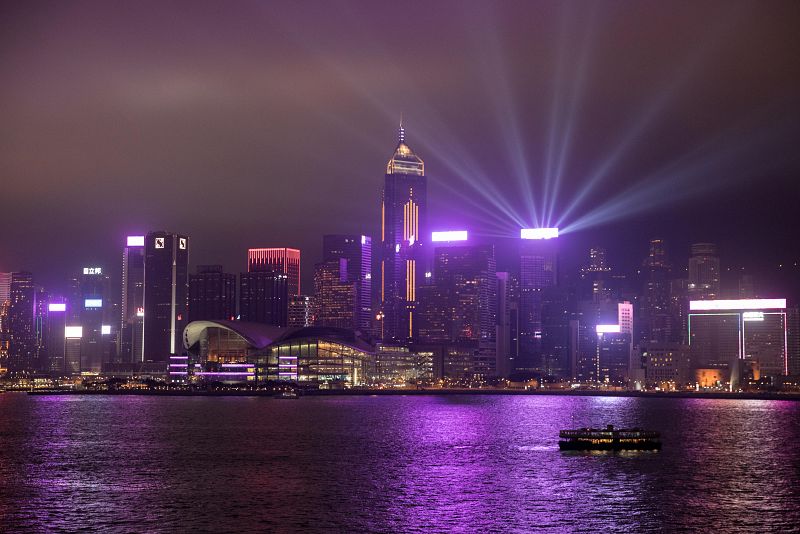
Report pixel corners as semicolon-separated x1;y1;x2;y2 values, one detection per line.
559;424;661;451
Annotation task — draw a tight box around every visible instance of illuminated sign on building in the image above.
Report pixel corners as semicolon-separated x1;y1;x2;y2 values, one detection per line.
48;303;66;312
155;237;165;249
64;326;83;338
689;299;786;311
596;324;621;334
101;325;112;335
127;235;145;247
82;267;102;275
136;307;144;317
742;311;765;321
179;237;187;249
520;228;559;240
431;230;468;242
84;298;103;308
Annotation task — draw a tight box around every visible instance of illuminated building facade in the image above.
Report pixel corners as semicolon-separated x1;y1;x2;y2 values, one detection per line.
69;266;113;373
322;235;372;332
372;344;433;385
495;272;519;378
596;327;632;385
416;241;497;377
6;272;36;376
788;307;800;376
640;239;673;344
183;320;374;386
687;243;720;300
637;344;691;388
189;265;236;322
288;294;314;327
571;300;632;383
0;272;11;304
248;248;301;296
143;231;190;363
43;300;67;374
688;299;789;384
380;124;426;343
313;259;357;330
239;270;288;327
579;247;612;303
540;286;572;379
120;235;145;363
518;230;558;373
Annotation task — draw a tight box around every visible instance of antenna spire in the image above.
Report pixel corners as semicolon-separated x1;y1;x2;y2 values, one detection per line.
398;113;405;143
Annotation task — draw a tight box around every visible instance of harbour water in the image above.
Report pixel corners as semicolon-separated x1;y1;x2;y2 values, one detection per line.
1;393;799;532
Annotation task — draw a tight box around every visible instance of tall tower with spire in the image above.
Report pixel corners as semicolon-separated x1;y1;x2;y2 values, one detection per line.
380;122;426;343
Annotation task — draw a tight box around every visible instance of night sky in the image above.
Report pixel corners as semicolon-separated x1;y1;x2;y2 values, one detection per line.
2;1;799;298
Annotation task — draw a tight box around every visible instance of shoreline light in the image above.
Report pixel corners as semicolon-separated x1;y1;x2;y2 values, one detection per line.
127;235;145;247
521;228;559;240
689;299;786;311
431;230;468;242
596;324;621;334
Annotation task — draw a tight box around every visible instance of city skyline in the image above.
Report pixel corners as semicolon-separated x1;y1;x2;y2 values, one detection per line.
3;4;800;532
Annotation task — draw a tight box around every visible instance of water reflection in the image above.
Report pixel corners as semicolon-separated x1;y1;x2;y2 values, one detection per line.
0;393;798;532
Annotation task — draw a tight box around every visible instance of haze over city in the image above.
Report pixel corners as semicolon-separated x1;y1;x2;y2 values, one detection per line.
2;2;800;532
2;1;799;297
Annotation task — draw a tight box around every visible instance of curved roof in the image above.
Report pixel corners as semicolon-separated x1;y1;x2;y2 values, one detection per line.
183;320;375;353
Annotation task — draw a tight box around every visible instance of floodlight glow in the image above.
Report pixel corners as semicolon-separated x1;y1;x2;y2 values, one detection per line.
689;299;786;311
65;326;83;338
48;303;66;312
742;311;765;321
596;324;621;334
408;235;415;246
84;299;102;308
101;325;111;335
521;228;559;240
431;230;468;242
127;235;145;247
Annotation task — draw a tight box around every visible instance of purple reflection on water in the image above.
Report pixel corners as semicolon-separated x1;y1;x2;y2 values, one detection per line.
0;394;799;532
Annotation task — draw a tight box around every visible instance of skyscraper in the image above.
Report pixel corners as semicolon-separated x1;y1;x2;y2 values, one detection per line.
416;241;497;377
120;235;145;363
288;295;314;327
43;299;67;374
143;231;189;363
380;123;426;343
0;272;11;304
313;259;357;329
323;235;372;332
239;271;288;326
70;266;113;373
579;247;612;303
495;272;519;378
248;248;301;296
640;239;673;344
518;231;558;373
189;265;236;322
688;243;720;300
6;272;36;376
